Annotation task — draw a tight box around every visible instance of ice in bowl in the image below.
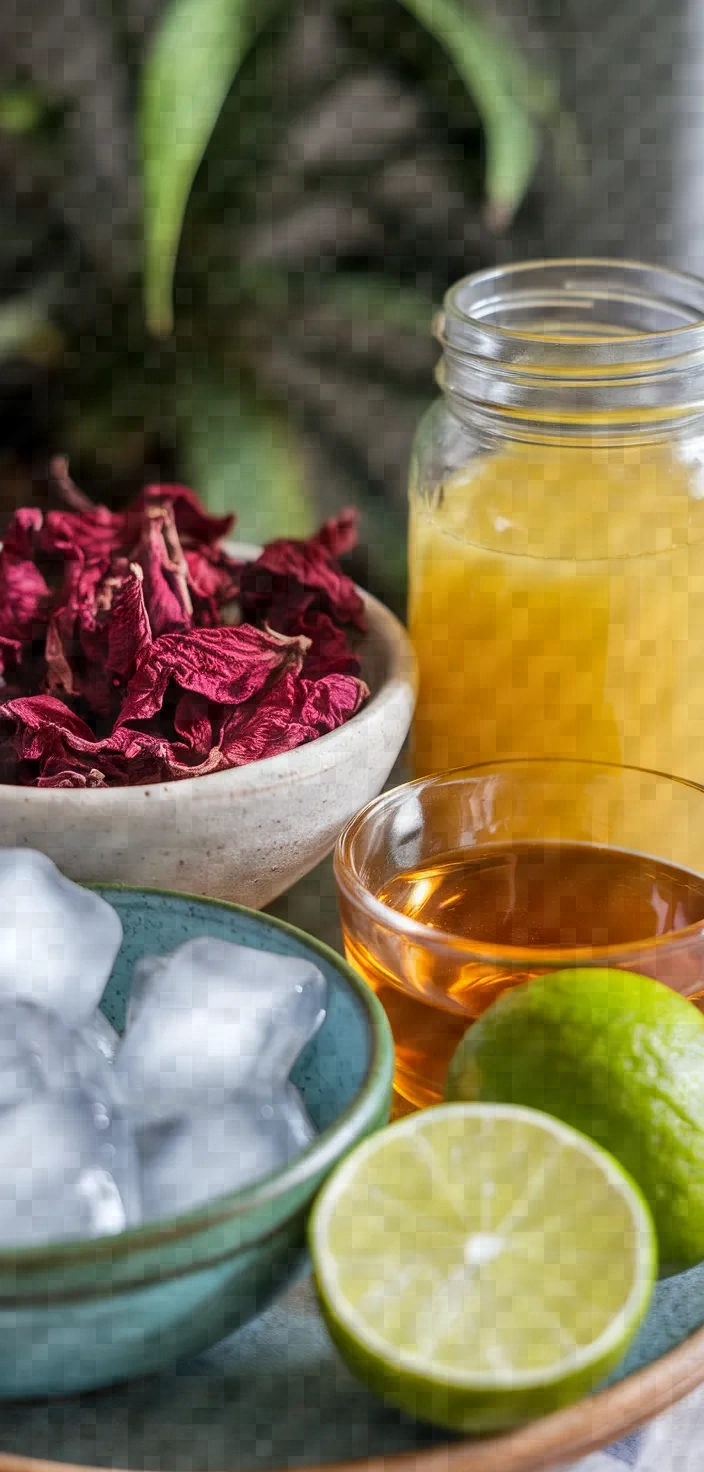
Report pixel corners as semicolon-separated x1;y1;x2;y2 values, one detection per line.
0;849;327;1244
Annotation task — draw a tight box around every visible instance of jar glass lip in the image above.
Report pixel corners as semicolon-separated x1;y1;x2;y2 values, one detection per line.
441;258;704;367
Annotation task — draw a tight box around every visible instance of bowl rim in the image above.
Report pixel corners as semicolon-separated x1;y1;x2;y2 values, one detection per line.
0;884;394;1283
0;563;417;803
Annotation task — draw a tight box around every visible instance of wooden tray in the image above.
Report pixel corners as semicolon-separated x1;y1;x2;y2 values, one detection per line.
2;1259;704;1472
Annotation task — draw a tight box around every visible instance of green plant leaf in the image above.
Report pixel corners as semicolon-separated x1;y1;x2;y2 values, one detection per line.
302;274;434;336
396;0;544;222
0;86;48;135
0;290;61;362
141;0;268;336
234;267;434;337
175;370;314;543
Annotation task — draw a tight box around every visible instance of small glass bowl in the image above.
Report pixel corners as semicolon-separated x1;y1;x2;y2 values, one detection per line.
334;757;704;1110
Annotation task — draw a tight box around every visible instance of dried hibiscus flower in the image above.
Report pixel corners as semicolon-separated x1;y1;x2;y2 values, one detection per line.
0;467;368;787
239;512;365;635
117;624;311;726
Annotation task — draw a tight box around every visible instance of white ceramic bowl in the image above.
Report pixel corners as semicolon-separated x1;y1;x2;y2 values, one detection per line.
0;548;417;907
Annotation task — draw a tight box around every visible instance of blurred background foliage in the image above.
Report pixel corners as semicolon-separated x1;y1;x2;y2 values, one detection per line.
0;0;565;612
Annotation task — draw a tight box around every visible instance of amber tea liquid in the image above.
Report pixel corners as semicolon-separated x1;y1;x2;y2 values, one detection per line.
343;841;704;1109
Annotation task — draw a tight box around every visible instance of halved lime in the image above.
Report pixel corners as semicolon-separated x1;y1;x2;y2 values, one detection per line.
310;1103;656;1434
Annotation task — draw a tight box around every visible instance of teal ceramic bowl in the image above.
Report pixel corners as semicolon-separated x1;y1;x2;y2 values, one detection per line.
0;886;394;1400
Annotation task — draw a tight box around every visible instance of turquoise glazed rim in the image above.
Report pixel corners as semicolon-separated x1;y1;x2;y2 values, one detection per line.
0;884;394;1301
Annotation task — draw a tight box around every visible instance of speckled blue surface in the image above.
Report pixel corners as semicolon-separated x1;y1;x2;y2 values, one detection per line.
1;1264;704;1470
607;1259;704;1382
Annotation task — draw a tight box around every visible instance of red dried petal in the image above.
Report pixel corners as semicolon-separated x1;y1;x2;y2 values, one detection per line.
298;669;369;728
44;613;77;697
239;529;364;632
219;668;369;766
36;767;108;789
295;610;362;680
314;507;359;559
40;506;126;561
80;665;119;722
172;691;223;757
38;480;231;566
0;636;22;681
104;721;224;782
129;484;234;547
118;624;309;725
73;560;111;658
37;556;131;722
135;508;194;638
0;696;166;786
0;509;50;651
73;557;137;676
2;507;43;560
2;695;98;760
184;546;242;626
43;558;81;697
0;555;50;643
106;568;152;680
43;553;107;698
159;739;226;780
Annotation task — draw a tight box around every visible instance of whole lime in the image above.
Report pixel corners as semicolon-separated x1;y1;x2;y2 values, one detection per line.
446;967;704;1273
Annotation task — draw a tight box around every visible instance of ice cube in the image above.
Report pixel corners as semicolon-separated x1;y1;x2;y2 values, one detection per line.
124;954;168;1032
284;1083;317;1154
116;938;326;1126
0;1090;140;1245
0;999;140;1244
138;1087;316;1222
0;999;124;1108
0;1027;42;1113
0;850;123;1025
82;1008;120;1063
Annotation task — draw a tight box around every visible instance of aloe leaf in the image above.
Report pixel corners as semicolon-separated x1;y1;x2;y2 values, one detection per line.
175;371;314;542
397;0;544;223
141;0;267;336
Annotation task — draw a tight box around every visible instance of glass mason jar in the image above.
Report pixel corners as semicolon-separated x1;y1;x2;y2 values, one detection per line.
408;259;704;782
